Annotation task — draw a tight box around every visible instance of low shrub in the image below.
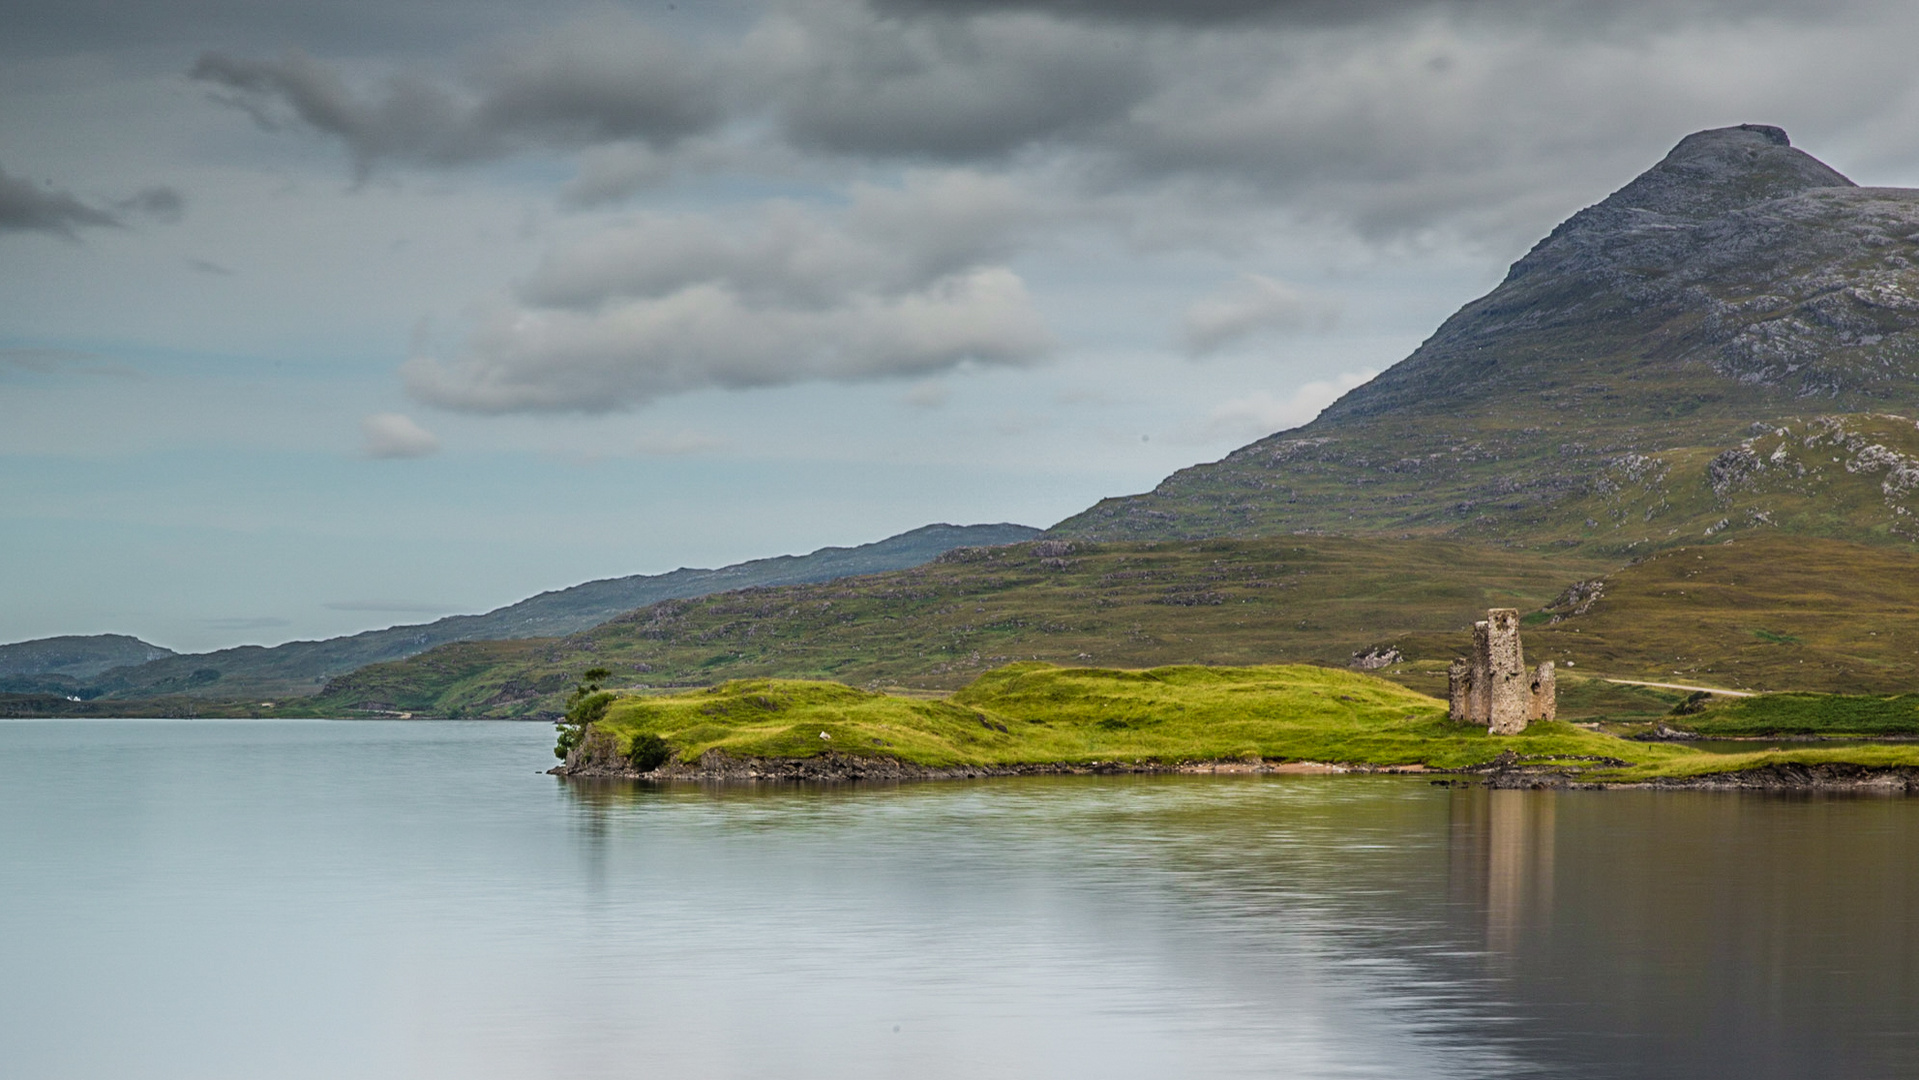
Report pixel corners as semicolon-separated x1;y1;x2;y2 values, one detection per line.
627;733;671;772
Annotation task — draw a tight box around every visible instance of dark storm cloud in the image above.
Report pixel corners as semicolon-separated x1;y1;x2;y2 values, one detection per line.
869;0;1430;26
192;50;503;172
868;0;1863;27
192;6;1146;170
764;6;1151;159
186;0;1893;198
191;12;725;175
0;0;608;59
0;167;120;237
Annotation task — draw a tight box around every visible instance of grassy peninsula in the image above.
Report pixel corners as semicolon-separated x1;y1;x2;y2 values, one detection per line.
560;662;1919;786
577;663;1650;771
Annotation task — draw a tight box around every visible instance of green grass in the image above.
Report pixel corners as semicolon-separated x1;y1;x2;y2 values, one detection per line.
588;663;1704;774
1517;533;1919;694
583;664;1919;783
1681;693;1919;737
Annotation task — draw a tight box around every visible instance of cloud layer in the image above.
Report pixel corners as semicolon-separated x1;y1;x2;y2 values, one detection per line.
177;0;1919;414
192;13;723;177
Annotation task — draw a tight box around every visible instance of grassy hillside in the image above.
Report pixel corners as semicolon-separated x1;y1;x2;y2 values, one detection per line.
318;529;1919;720
316;536;1605;717
1516;532;1919;693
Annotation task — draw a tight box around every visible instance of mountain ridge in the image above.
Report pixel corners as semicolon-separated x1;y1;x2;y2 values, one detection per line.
40;522;1039;700
0;634;175;684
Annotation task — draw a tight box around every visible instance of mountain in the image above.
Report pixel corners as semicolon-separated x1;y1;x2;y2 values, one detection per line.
75;522;1040;701
1053;125;1919;550
0;634;174;693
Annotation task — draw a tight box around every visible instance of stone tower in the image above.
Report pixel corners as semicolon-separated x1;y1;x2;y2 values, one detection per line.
1448;608;1556;734
1485;609;1529;734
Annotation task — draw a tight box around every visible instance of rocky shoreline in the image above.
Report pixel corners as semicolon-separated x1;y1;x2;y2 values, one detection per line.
551;747;1426;782
1480;760;1919;791
551;730;1432;783
555;737;1919;792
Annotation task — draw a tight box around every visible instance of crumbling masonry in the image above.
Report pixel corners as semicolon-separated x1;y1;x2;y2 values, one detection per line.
1448;608;1555;734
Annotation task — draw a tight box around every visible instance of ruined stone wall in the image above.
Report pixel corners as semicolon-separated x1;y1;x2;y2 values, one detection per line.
1530;661;1556;722
1470;621;1493;724
1448;658;1473;722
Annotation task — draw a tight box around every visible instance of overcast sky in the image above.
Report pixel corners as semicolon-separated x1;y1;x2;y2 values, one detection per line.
6;0;1919;651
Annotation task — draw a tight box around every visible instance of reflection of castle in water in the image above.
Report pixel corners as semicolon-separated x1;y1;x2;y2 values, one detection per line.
1450;787;1556;955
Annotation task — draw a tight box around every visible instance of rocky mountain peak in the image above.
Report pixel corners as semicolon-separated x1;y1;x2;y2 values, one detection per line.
1577;123;1853;223
1500;125;1859;288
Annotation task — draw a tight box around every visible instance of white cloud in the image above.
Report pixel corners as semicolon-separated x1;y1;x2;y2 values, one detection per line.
406;175;1058;413
1199;372;1375;442
1181;274;1340;355
360;412;441;458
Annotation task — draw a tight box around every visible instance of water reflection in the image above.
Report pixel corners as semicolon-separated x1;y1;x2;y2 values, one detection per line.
13;722;1919;1079
555;775;1919;1078
1447;788;1556;957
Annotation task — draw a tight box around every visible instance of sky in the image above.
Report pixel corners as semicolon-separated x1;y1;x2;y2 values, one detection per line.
6;0;1919;652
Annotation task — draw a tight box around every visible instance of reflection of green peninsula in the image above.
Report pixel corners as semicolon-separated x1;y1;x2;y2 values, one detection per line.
557;664;1919;788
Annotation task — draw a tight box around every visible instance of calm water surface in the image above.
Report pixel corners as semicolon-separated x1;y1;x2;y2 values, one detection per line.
5;720;1919;1079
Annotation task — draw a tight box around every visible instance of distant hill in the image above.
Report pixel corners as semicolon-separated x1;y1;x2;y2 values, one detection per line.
310;530;1919;720
0;634;174;689
313;535;1602;718
1053;125;1919;552
69;522;1038;700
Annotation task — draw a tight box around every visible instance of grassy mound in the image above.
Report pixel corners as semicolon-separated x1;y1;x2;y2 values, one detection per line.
589;663;1693;773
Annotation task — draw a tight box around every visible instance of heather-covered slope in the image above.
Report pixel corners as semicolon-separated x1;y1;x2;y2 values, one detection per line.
311;536;1612;717
1053;126;1919;550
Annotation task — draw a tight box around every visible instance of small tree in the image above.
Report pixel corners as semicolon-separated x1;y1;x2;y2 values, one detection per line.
554;667;617;760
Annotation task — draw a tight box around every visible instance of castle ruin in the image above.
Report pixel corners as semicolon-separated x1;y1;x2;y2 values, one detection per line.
1448;608;1555;734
